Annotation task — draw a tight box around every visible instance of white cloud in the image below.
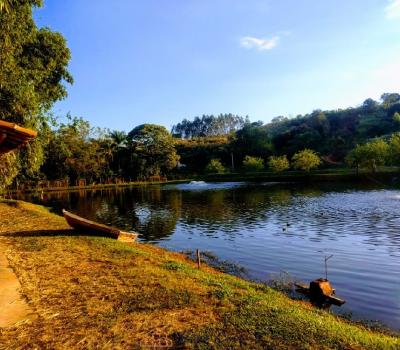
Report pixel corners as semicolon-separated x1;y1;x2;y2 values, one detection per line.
240;36;279;51
385;0;400;19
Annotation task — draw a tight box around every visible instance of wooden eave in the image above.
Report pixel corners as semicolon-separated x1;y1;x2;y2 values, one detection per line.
0;120;37;155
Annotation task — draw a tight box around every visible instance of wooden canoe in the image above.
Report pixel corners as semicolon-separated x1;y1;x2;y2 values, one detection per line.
62;210;138;243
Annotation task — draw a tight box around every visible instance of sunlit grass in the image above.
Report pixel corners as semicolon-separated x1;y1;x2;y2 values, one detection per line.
0;200;398;349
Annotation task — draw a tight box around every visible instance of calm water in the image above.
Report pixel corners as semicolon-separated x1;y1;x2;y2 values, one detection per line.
17;182;400;330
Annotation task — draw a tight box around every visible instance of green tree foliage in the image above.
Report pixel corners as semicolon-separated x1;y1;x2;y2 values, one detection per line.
0;0;12;13
346;139;390;172
381;93;400;107
268;155;290;172
292;149;321;172
127;124;179;178
390;133;400;165
0;152;19;191
393;112;400;123
174;136;230;174
41;117;112;183
205;159;226;174
172;114;248;139
268;95;400;160
0;0;72;186
242;156;264;172
108;130;128;176
0;0;72;126
232;122;274;162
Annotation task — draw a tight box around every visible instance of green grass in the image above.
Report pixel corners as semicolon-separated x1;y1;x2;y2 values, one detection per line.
0;200;399;349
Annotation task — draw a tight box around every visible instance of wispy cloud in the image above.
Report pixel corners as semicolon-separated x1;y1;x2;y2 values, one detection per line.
240;36;279;51
385;0;400;19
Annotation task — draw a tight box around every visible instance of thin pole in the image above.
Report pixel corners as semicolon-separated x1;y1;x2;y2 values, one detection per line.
325;255;333;280
196;249;201;269
231;152;234;171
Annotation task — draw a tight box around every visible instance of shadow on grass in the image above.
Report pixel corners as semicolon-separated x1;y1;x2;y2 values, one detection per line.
1;229;116;239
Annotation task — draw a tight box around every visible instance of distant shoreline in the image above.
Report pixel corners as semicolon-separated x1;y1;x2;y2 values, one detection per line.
4;167;400;196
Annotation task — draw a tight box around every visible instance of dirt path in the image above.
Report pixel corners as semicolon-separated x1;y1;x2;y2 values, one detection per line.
0;239;33;328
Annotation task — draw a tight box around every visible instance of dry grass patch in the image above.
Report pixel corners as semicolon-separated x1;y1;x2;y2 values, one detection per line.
0;200;399;349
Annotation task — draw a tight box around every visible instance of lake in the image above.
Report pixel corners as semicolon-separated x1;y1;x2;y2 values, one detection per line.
17;181;400;330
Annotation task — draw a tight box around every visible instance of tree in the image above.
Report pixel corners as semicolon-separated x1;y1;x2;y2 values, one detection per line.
389;133;400;165
0;0;72;187
346;139;390;172
393;112;400;123
0;0;12;13
268;155;290;172
0;152;19;191
243;155;264;171
345;146;364;175
108;130;128;176
233;122;274;160
41;117;111;183
127;124;179;178
172;114;247;139
292;149;321;172
205;159;225;174
381;93;400;107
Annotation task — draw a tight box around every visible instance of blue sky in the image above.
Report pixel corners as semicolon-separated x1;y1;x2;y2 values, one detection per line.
34;0;400;131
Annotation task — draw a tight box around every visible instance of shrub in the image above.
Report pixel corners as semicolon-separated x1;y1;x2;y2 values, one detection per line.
268;155;289;172
242;155;264;171
292;149;321;172
205;159;225;174
346;139;390;172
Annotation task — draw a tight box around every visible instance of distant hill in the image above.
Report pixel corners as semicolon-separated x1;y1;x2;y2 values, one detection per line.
173;93;400;171
264;93;400;160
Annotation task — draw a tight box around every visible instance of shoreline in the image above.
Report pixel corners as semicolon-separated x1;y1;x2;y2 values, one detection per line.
4;167;400;197
0;200;399;348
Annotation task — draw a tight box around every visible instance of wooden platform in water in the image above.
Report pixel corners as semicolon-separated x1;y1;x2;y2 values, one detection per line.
62;210;138;243
295;281;346;306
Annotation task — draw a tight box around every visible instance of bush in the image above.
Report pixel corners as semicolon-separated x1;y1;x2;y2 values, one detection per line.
292;149;321;172
268;155;289;172
242;155;264;172
205;159;226;174
346;139;390;172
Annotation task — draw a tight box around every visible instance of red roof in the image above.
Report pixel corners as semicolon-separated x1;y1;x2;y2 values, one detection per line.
0;120;37;154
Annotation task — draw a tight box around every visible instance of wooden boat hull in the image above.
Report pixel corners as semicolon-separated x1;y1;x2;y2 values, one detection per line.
62;210;138;243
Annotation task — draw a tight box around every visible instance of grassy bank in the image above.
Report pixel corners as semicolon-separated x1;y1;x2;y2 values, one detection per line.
0;201;399;349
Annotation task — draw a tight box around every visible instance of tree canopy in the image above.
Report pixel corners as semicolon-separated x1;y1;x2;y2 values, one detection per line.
172;114;248;139
127;124;179;178
0;0;72;187
292;149;321;172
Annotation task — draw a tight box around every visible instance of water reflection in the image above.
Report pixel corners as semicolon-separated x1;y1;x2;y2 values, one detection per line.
14;182;400;330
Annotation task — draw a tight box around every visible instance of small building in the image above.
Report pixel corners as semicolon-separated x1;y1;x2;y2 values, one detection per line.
0;120;37;155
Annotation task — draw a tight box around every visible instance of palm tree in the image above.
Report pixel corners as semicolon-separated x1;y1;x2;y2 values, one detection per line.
110;130;128;149
109;130;127;176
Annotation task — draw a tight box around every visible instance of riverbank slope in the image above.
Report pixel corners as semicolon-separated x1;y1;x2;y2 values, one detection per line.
0;200;398;349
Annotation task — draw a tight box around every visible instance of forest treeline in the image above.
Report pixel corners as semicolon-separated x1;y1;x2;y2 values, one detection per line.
4;92;400;189
1;1;400;191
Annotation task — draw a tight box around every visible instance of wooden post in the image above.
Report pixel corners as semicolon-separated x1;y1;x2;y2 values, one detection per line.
196;249;201;269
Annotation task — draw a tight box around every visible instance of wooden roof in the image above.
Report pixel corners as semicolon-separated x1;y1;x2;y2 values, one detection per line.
0;120;37;155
